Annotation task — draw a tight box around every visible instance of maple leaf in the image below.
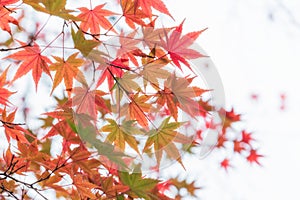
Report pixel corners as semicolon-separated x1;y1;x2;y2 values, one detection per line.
156;74;207;120
77;4;117;34
70;85;109;120
123;93;152;128
233;140;245;153
119;165;159;199
39;171;62;188
220;108;241;132
143;117;190;167
0;109;34;144
140;54;170;88
23;0;77;20
121;0;149;29
43;120;81;148
0;67;15;106
220;158;231;171
116;71;140;93
5;41;51;89
135;0;173;19
241;130;254;144
0;7;18;35
160;21;206;70
247;149;263;165
96;58;129;90
142;27;172;49
71;29;99;57
102;119;142;154
101;176;129;198
50;53;86;94
2;147;29;174
69;145;103;178
72;175;99;199
117;31;142;65
169;177;201;197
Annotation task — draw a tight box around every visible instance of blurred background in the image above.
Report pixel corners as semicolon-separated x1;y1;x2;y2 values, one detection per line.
164;0;300;199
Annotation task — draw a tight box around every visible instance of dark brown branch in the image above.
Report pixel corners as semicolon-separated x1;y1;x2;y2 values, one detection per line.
0;43;31;52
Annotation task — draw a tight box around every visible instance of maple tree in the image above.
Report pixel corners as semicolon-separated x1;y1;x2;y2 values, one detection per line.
0;0;263;199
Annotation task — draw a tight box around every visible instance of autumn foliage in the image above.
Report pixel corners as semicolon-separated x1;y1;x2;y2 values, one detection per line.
0;0;262;199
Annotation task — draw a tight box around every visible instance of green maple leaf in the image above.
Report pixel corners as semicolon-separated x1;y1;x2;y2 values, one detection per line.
71;29;99;57
119;165;159;200
102;119;142;154
143;117;191;167
23;0;78;20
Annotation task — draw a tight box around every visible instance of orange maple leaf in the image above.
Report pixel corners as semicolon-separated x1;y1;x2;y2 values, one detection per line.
0;67;15;106
50;53;86;95
5;41;51;89
127;93;151;128
0;109;34;144
0;7;18;35
72;175;99;199
121;0;148;29
77;4;117;34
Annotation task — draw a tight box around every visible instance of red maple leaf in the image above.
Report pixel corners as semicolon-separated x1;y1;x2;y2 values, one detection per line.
135;0;173;19
70;85;109;120
77;4;117;34
221;108;241;132
241;130;253;144
247;149;263;165
96;58;129;89
5;41;52;89
0;7;19;35
157;180;171;194
220;158;231;171
160;21;206;70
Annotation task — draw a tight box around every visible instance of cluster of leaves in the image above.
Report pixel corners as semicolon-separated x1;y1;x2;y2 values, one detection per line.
0;0;262;199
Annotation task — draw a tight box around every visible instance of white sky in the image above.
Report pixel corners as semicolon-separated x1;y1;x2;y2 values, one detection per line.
165;0;300;199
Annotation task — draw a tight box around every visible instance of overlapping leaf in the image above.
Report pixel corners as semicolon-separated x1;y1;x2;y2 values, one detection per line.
0;67;14;106
50;53;86;94
77;4;117;34
143;117;191;167
5;41;51;89
0;7;18;35
23;0;77;20
160;21;206;70
119;165;159;199
102;119;142;154
156;74;207;120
